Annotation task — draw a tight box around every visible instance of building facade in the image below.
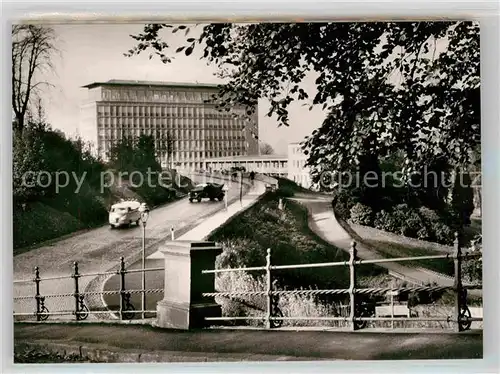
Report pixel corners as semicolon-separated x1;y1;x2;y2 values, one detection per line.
204;155;288;177
79;80;259;171
287;142;313;189
203;141;314;187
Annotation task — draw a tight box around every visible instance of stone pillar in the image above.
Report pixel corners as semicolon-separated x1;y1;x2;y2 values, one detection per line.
156;240;223;330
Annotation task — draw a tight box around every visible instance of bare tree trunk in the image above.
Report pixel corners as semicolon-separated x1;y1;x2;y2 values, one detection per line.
11;25;58;132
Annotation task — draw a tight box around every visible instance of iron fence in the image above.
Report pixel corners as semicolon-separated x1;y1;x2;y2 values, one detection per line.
202;234;482;332
14;235;483;332
13;257;165;322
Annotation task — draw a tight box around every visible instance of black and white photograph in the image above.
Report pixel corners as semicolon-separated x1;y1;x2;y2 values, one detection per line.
11;20;482;363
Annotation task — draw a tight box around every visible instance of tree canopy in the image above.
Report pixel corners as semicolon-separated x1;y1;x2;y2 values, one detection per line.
126;22;480;185
259;142;275;155
13;121;105;205
108;134;162;175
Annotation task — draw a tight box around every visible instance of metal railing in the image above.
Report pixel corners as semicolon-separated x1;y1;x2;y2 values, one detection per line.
13;257;165;322
201;235;482;332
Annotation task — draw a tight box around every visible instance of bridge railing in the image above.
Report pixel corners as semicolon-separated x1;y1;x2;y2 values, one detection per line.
13;257;164;322
201;234;482;332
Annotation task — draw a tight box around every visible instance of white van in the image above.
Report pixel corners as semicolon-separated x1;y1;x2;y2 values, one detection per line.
108;200;145;229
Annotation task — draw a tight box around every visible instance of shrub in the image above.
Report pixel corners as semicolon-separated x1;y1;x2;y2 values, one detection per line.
451;171;475;225
417;227;431;241
462;257;482;284
374;205;432;241
462;234;482;283
418;206;441;223
417;206;457;244
400;210;426;238
433;223;454;245
277;185;295;198
216;239;266;270
278;292;342;327
333;189;360;220
349;203;374;226
333;199;351;220
374;210;400;232
407;282;445;307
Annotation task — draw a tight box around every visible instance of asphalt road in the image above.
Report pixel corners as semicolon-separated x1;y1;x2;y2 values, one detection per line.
13;174;249;320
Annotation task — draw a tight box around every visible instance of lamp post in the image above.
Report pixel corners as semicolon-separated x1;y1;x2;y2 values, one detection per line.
239;171;243;206
140;205;150;319
222;184;229;210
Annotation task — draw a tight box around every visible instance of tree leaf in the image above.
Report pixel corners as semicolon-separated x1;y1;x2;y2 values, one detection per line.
185;45;194;56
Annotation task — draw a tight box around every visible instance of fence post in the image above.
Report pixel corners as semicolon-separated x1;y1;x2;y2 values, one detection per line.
34;266;41;321
72;262;80;321
119;257;125;320
265;248;272;329
349;241;358;331
390;290;394;329
453;232;464;332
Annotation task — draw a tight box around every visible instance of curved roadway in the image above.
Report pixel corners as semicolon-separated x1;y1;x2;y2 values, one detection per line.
292;193;481;298
13;174;250;321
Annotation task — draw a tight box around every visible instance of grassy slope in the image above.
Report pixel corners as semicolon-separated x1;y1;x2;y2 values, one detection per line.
13;202;86;253
363;218;481;277
204;180;386;327
365;239;455;277
209;182;383;285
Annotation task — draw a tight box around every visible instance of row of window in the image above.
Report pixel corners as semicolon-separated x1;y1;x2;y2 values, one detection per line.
99;112;242;120
96;118;246;130
98;143;244;161
206;161;287;169
97;104;246;119
101;88;216;103
292;160;307;169
169;162;207;169
97;135;246;150
292;174;312;187
97;129;247;142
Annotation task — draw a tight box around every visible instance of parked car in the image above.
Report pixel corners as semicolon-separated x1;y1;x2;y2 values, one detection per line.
108;200;143;228
189;183;225;203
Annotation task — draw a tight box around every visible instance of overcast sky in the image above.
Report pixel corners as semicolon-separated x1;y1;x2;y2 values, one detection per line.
41;23;326;155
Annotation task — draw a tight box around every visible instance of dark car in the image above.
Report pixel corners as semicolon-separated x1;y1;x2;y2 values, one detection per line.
189;182;225;203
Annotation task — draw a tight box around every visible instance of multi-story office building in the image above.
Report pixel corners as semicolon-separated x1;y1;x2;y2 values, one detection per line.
79;80;259;171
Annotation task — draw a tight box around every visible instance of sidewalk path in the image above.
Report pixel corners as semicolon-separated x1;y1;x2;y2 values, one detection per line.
14;323;482;361
147;180;266;259
290;193;456;287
